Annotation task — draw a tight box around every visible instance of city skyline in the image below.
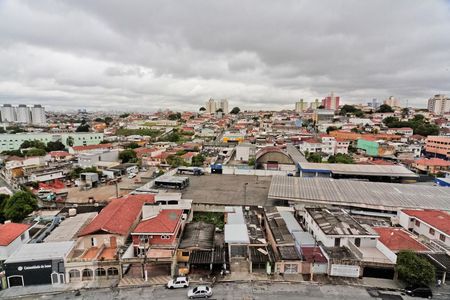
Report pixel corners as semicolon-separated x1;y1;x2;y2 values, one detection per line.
0;1;450;111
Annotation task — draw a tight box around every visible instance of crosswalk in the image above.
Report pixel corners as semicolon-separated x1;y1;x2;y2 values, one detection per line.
119;275;171;287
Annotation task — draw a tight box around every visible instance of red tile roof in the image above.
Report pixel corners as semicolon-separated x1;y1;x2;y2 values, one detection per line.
402;209;450;235
414;158;450;167
72;144;113;151
78;194;155;237
49;151;71;157
0;223;30;246
373;227;429;252
133;209;182;234
301;246;328;263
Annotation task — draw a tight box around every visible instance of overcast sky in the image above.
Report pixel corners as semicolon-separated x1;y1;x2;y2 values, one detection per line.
1;0;450;112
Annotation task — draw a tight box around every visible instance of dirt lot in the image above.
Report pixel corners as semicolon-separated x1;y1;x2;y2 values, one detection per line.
66;170;155;203
181;174;274;206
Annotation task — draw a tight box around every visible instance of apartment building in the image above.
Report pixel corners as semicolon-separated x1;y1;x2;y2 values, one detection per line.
428;94;450;115
425;136;450;159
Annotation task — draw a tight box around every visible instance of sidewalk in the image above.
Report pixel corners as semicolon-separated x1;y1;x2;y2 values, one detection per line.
0;279;119;299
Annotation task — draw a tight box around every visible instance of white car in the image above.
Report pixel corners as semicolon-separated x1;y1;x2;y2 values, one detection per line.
187;285;213;299
128;173;137;179
166;276;189;289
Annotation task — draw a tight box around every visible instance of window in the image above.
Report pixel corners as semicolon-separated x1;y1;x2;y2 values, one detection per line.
20;233;26;241
415;220;420;227
429;228;435;235
182;251;189;256
107;267;119;276
354;238;361;247
440;234;446;242
82;269;93;281
284;264;298;274
69;269;80;279
95;268;106;277
334;238;341;247
161;235;170;240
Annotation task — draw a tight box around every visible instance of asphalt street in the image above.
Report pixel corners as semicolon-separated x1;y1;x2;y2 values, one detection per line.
26;282;383;300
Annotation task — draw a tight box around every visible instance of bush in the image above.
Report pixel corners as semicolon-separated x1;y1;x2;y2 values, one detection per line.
3;191;38;222
396;250;435;286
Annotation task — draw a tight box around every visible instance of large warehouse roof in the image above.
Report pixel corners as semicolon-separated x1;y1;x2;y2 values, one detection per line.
298;162;418;178
268;176;450;211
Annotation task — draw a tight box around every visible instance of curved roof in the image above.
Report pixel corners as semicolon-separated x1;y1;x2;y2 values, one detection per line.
256;146;293;164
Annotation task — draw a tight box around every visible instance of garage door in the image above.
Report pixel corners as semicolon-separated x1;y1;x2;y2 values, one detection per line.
8;276;24;287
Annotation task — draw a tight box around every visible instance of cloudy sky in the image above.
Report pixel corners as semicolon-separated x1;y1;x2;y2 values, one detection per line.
1;0;450;112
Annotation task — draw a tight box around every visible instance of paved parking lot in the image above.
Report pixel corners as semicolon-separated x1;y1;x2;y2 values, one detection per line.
181;174;274;206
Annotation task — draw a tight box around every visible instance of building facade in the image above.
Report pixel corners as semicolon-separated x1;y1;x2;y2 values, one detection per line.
321;93;340;110
0;104;46;125
0;132;104;152
428;94;450;115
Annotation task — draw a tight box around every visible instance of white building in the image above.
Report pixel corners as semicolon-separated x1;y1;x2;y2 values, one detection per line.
219;99;229;114
0;104;15;122
398;209;450;248
384;96;400;107
0;104;46;125
0;222;31;262
30;104;47;124
428;94;450;116
295;99;308;113
16;105;31;123
206;98;217;114
235;143;257;162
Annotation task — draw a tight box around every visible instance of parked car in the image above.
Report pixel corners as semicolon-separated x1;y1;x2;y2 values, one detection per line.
166;276;189;289
187;285;213;299
404;286;433;298
128;173;137;179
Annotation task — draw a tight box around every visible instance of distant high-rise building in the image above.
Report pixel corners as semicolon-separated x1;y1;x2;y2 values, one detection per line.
206;98;217;114
206;98;229;114
310;99;320;110
0;104;15;122
0;104;46;125
295;99;308;113
384;96;400;107
321;92;340;110
16;104;31;123
31;105;46;124
369;98;379;110
427;94;450;115
219;99;229;114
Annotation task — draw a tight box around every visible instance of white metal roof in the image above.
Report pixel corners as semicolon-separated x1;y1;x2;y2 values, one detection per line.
224;224;250;244
298;162;418;177
269;176;450;211
5;241;75;263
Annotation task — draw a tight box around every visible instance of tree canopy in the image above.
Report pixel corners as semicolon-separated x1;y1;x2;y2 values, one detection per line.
383;115;439;136
199;107;206;112
46;141;66;152
327;153;354;164
3;191;38;222
396;250;435;286
76;119;90;132
191;154;205;167
377;104;394;113
119;149;138;163
339;105;364;117
168;112;181;120
230;107;241;114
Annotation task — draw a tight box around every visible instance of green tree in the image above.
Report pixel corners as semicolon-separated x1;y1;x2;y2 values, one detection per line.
20;140;46;150
125;142;140;149
176;150;187;156
76;119;90;132
119;149;137;163
191;154;205;167
46;141;66;152
377;104;394;113
104;116;113;125
401;107;409;118
230;107;241;114
167;155;186;167
168;112;181;120
120;113;130;118
166;132;181;143
248;157;256;166
0;127;5;134
25;148;47;157
66;136;75;147
199;107;206;112
328;153;354;164
3;191;38;222
94;117;104;122
396;250;435;286
0;194;9;223
306;152;322;163
216;108;223;113
326;126;338;134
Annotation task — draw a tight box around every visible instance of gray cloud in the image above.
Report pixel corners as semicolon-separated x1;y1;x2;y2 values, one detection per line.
0;0;450;111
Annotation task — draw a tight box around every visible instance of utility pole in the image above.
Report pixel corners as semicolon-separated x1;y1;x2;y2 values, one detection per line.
244;183;248;207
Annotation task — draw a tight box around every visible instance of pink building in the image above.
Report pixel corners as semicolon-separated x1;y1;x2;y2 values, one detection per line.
321;92;340;110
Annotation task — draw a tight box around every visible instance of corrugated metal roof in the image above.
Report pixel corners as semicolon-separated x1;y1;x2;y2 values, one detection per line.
5;241;75;263
225;224;250;244
286;144;308;163
298;162;418;177
269;176;450;211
